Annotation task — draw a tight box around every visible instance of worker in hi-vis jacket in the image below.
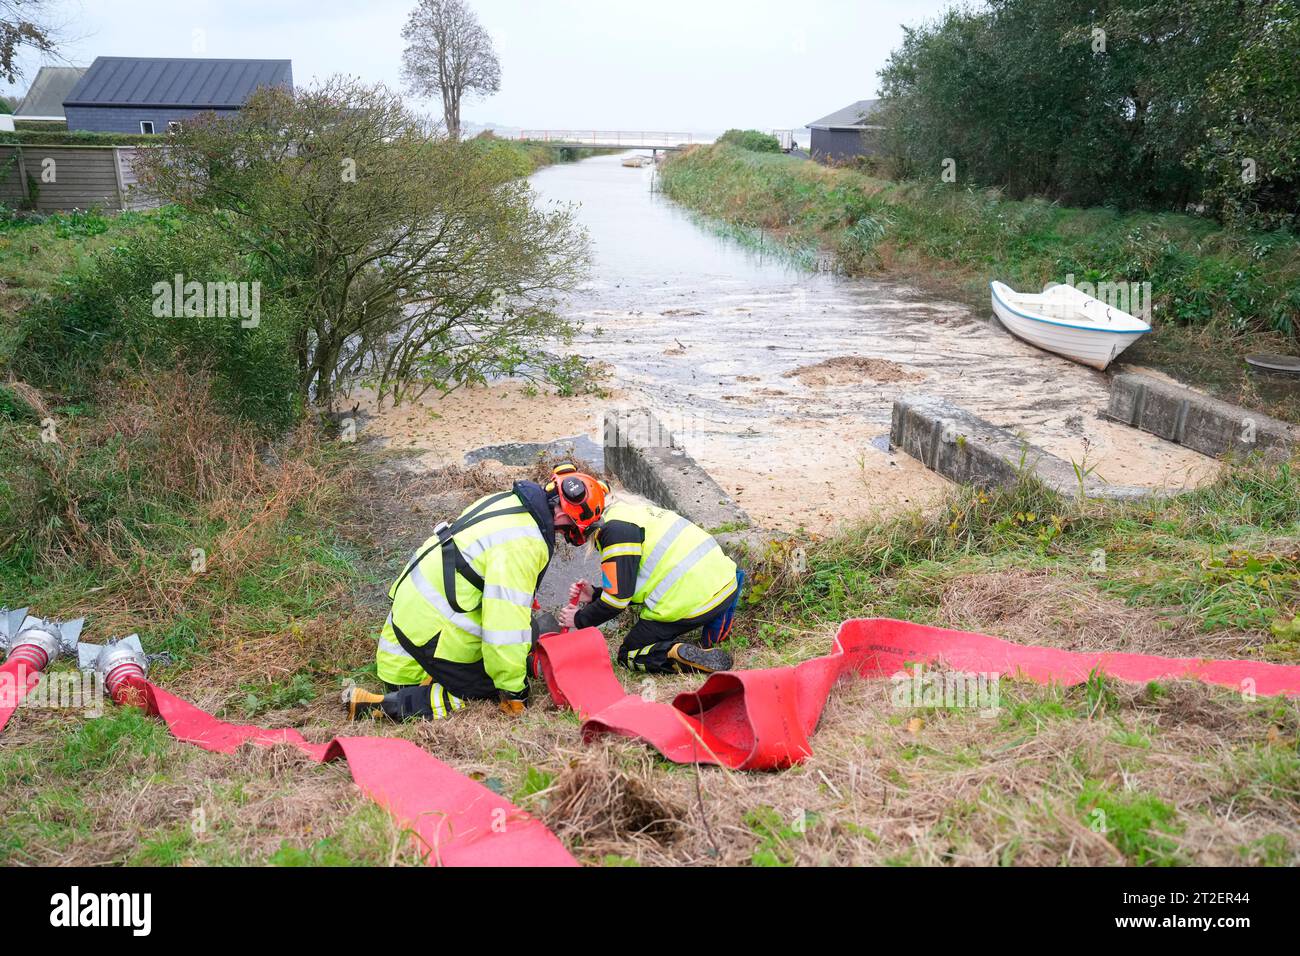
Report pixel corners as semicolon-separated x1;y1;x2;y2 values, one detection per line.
343;464;610;721
555;498;744;676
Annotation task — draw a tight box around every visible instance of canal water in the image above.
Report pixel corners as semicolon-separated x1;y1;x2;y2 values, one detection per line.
361;151;1218;532
529;151;1217;529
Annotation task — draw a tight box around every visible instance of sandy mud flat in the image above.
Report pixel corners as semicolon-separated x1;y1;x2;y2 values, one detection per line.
352;153;1221;534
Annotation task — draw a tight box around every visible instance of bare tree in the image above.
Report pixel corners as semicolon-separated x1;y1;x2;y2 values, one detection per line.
401;0;500;140
0;0;59;83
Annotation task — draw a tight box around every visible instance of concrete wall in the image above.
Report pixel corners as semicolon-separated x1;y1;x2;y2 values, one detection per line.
1109;373;1298;459
603;408;750;532
65;105;239;135
891;393;1149;500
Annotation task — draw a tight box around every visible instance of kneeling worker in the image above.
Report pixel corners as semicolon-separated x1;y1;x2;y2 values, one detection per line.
344;465;609;721
556;496;744;676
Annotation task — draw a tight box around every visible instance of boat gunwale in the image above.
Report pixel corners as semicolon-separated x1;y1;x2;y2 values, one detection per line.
989;281;1150;335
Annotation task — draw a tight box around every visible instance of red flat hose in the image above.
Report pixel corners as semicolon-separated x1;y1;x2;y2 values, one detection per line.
11;611;1300;864
0;648;49;733
107;675;577;867
536;617;1300;771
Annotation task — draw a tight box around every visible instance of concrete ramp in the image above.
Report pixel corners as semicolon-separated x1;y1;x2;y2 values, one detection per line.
1108;373;1298;458
603;408;751;531
890;394;1149;500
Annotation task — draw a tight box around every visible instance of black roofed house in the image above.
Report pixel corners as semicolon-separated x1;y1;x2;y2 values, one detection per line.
806;99;886;164
63;57;293;135
14;66;88;124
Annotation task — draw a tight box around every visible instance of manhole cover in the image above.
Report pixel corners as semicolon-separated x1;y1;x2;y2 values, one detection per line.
1246;353;1300;374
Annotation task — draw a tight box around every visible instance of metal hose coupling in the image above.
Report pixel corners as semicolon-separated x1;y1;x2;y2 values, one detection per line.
0;607;30;660
77;634;150;703
0;612;83;671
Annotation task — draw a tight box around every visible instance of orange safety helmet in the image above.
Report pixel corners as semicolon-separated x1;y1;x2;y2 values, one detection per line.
545;463;610;545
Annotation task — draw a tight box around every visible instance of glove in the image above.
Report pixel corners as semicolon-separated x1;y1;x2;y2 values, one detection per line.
498;687;528;717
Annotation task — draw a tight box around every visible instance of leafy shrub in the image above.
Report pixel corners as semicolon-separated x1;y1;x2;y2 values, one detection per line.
132;78;590;410
718;129;781;153
878;0;1299;230
19;212;302;430
0;129;159;146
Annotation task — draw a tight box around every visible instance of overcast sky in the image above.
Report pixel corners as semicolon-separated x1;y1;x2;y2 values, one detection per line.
5;0;959;131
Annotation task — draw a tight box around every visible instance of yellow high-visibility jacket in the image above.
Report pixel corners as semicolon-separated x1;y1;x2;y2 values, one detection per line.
376;484;553;693
587;502;737;623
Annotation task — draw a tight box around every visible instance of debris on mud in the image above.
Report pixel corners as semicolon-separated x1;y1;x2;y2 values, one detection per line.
782;356;926;387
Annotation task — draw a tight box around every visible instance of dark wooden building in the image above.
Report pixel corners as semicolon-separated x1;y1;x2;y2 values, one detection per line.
806;99;886;163
64;57;292;135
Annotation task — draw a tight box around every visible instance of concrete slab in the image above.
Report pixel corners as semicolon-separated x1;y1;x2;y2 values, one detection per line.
1108;373;1298;458
603;408;752;532
890;394;1150;500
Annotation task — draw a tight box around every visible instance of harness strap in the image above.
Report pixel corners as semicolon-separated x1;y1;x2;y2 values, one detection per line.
390;620;442;681
395;491;531;615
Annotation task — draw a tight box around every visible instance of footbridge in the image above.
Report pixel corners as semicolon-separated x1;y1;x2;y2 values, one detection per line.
512;130;796;152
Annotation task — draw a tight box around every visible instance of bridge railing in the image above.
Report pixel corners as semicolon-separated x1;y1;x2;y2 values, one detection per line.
514;130;716;148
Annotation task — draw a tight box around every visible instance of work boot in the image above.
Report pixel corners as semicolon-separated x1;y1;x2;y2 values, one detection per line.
342;685;387;721
666;643;733;675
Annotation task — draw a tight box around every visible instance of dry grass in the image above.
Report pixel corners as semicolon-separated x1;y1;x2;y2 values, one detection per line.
939;569;1205;655
3;613;1296;866
512;641;1297;866
2;376;51;419
0;704;419;866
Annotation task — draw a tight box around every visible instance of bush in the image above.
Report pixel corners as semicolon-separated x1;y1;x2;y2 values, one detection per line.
132;77;590;410
878;0;1299;229
0;129;160;146
718;129;782;153
20;212;302;431
1193;2;1300;232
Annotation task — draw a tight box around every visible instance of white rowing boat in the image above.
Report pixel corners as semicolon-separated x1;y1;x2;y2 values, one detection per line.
990;281;1150;370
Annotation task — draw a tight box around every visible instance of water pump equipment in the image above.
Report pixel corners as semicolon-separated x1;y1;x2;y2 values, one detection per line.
77;634;150;703
0;611;83;671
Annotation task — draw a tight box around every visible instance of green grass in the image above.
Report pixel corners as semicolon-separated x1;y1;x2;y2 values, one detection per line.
1078;781;1184;865
744;805;816;867
237;674;319;719
756;459;1300;655
0;207;172;368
